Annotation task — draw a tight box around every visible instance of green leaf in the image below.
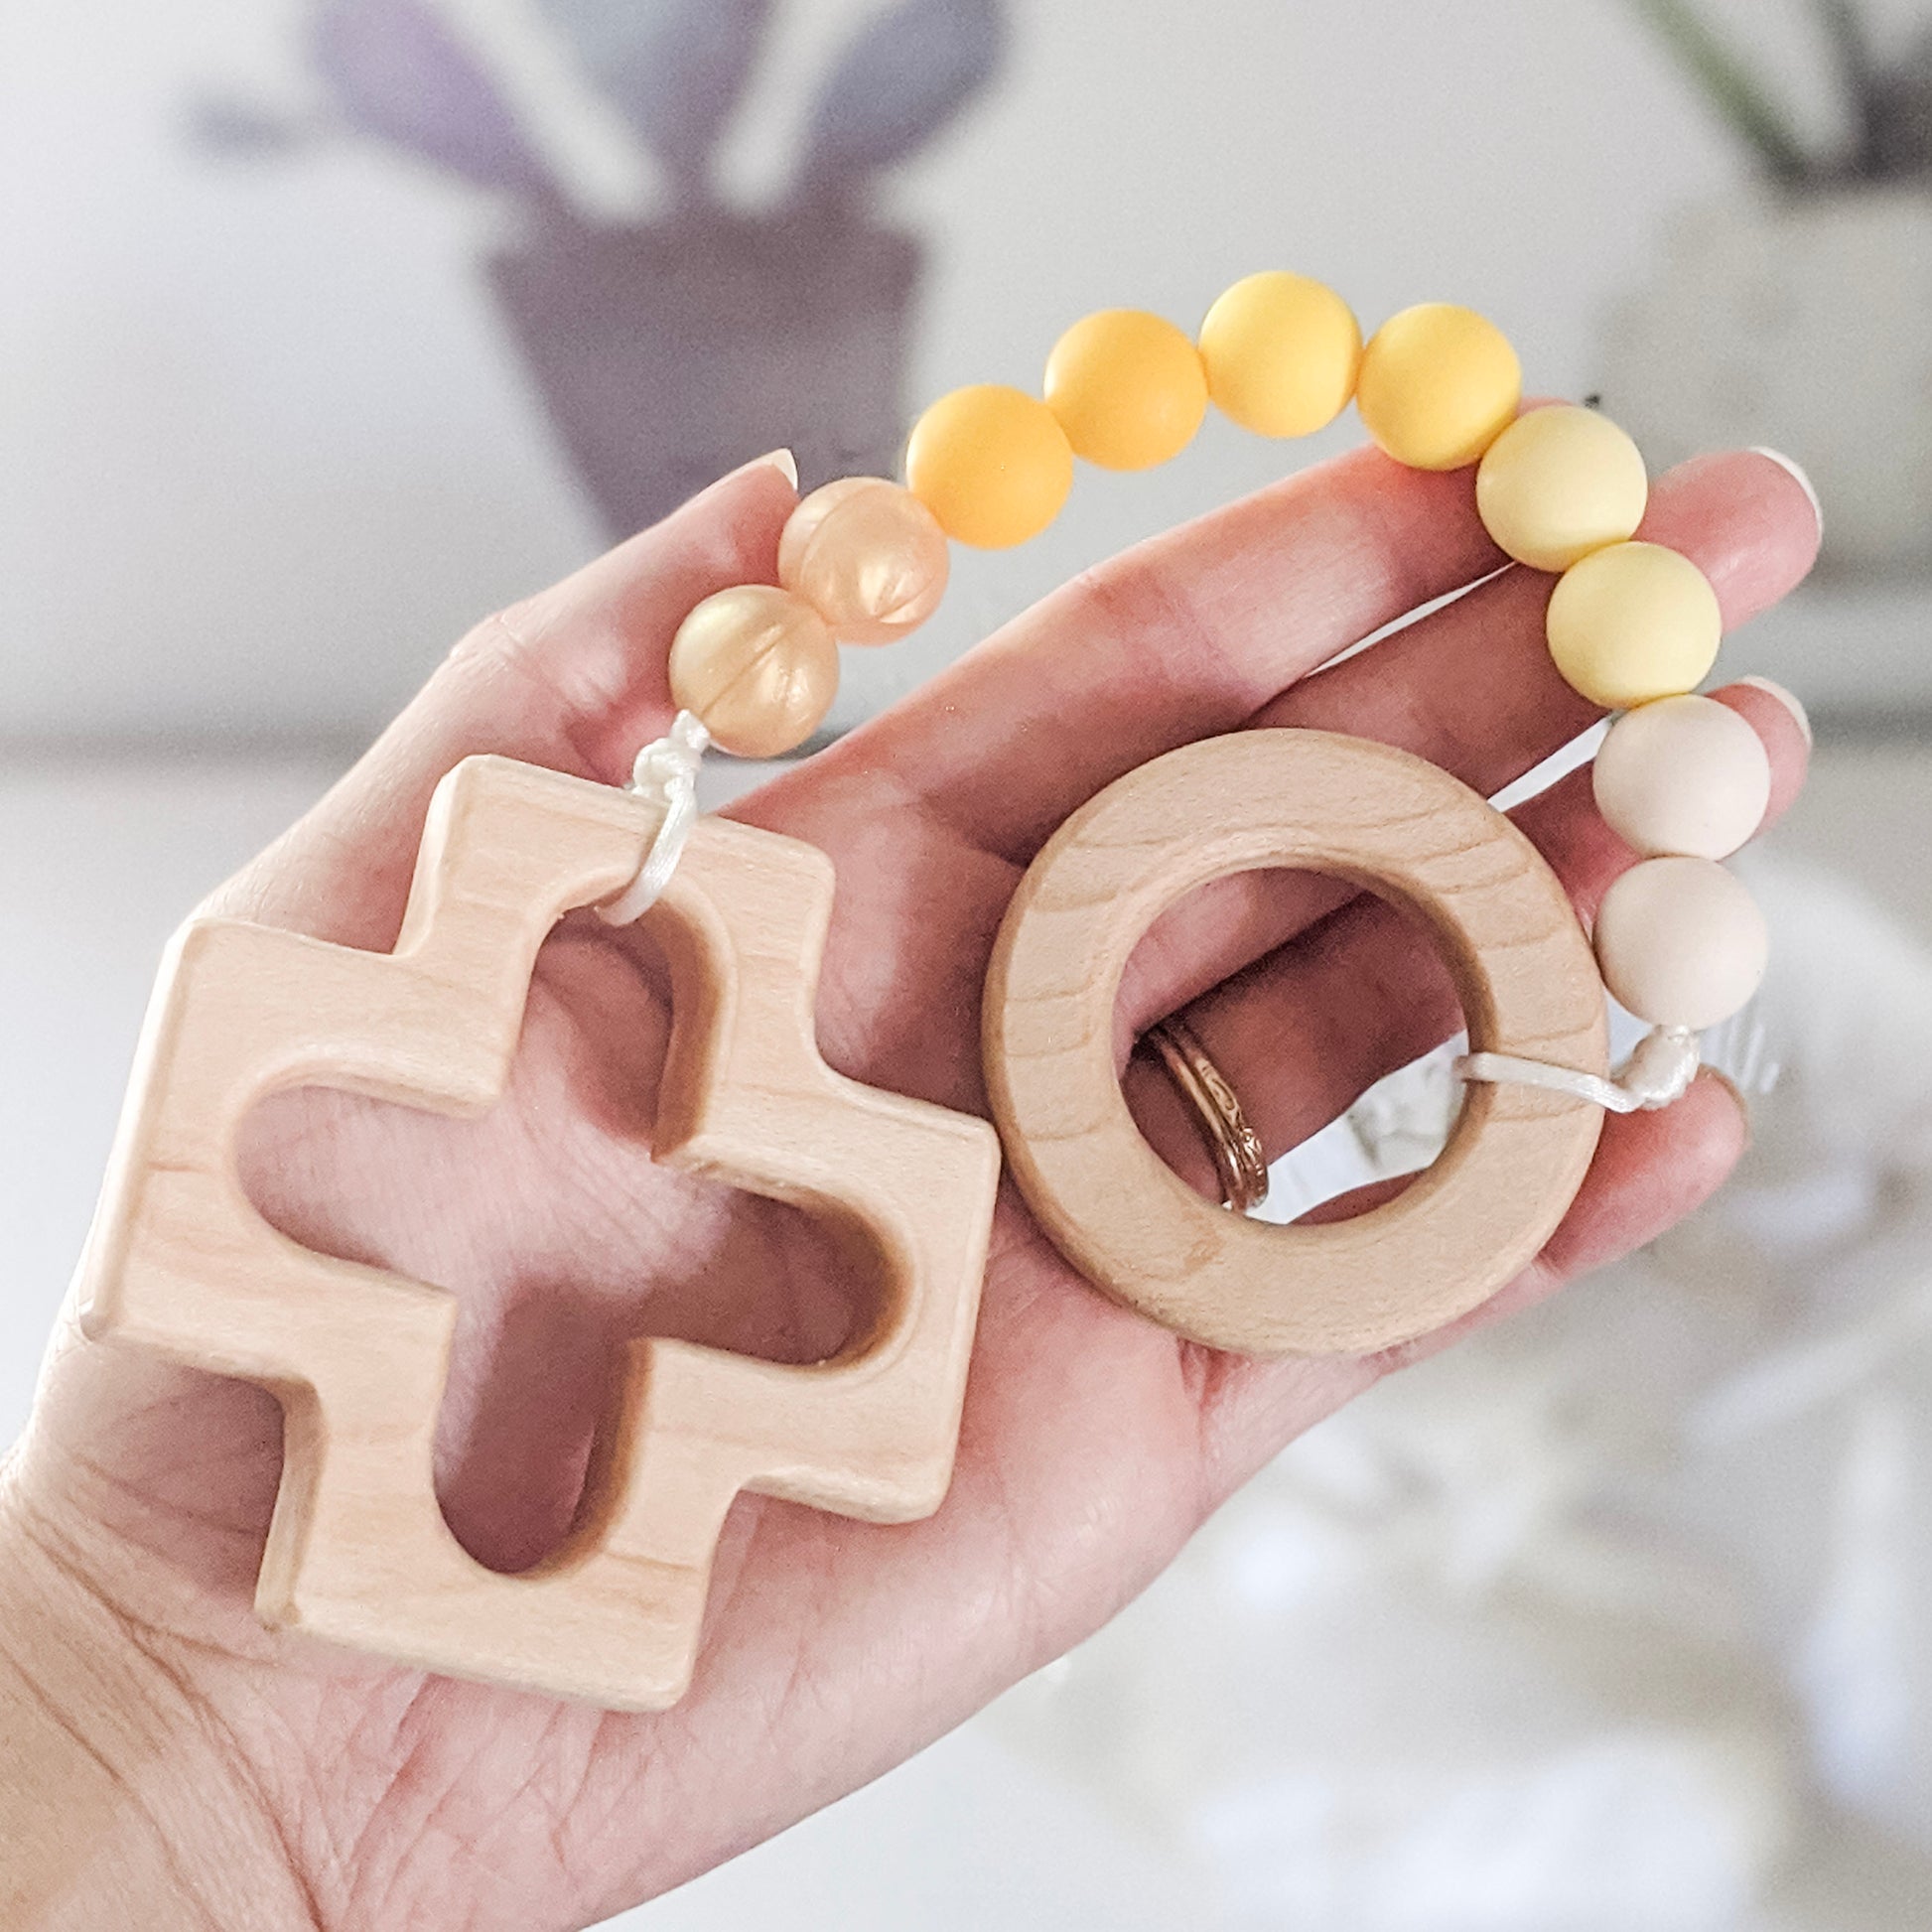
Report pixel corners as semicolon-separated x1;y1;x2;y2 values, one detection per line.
1625;0;1814;182
1811;0;1878;169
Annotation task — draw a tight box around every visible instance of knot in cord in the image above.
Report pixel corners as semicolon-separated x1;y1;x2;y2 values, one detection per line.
595;710;711;926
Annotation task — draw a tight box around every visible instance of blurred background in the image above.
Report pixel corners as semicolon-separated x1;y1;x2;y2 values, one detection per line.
4;0;1932;1924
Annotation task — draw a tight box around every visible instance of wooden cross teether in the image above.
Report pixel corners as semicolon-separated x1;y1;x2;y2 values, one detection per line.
78;755;1001;1711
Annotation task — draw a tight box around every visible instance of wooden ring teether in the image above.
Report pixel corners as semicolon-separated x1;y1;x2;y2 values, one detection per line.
982;729;1609;1358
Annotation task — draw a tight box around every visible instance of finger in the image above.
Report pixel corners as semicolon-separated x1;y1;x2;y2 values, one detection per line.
1188;1070;1748;1505
1125;679;1803;1185
799;434;1814;888
1713;676;1812;822
1449;1070;1750;1341
208;455;799;945
1274;447;1819;790
808;445;1508;864
1114;449;1820;1037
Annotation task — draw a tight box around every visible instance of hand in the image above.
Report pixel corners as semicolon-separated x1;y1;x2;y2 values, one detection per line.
0;441;1818;1929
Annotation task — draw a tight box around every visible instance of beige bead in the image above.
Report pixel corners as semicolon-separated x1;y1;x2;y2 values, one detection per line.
1475;404;1649;572
668;585;839;759
777;478;950;643
1593;856;1768;1032
1593;696;1771;861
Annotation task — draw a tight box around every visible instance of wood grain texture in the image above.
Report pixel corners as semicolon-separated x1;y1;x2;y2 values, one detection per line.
78;756;1001;1711
983;730;1608;1357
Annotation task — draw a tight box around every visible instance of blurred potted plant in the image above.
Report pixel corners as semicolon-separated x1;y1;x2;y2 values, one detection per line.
199;0;1007;535
1600;0;1932;575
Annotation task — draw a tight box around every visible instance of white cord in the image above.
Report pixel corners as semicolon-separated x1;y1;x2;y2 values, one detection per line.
595;710;711;925
1456;1025;1702;1115
593;718;1704;1116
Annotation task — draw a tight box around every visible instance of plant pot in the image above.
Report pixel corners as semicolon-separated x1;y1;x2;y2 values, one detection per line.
1599;187;1932;579
487;209;921;538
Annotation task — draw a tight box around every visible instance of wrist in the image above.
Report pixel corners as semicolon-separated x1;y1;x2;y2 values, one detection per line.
0;1483;320;1931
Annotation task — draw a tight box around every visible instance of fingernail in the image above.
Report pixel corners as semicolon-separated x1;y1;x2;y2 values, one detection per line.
1749;447;1822;539
752;447;798;487
1737;674;1813;750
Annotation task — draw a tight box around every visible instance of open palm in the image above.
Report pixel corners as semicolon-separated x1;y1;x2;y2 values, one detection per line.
1;440;1816;1930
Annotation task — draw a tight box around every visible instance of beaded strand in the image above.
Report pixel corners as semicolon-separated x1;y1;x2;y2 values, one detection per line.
659;272;1776;1041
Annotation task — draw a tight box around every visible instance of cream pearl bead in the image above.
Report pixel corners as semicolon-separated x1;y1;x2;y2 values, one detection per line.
667;585;839;759
1593;856;1768;1032
777;479;950;643
1593;696;1771;861
1475;405;1648;572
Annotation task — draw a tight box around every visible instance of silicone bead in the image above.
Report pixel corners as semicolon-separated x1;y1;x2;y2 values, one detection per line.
904;384;1074;548
1546;541;1723;709
667;585;839;759
1196;271;1362;438
1356;303;1522;471
1043;309;1208;471
1592;695;1771;861
1475;405;1649;572
1592;855;1769;1032
777;478;950;644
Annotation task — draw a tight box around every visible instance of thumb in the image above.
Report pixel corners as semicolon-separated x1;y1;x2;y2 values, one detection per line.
209;453;798;948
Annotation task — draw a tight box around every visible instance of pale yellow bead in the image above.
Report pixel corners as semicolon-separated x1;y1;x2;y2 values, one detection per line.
1043;309;1208;471
1546;541;1723;710
904;384;1074;549
1475;405;1649;572
1593;856;1768;1032
1355;303;1521;471
667;585;839;759
777;478;950;644
1592;696;1771;861
1196;271;1362;438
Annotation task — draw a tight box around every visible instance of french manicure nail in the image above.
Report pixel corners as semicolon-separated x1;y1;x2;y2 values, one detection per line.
1749;447;1823;539
753;447;799;487
1737;674;1813;750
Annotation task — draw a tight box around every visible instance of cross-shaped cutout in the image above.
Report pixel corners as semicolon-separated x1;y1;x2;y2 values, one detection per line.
78;756;1001;1710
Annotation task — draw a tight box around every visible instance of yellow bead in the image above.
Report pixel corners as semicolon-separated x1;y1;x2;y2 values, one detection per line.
1476;405;1649;572
1356;303;1522;471
668;584;839;759
904;384;1074;548
1196;271;1362;437
777;478;950;643
1546;541;1723;710
1042;309;1208;471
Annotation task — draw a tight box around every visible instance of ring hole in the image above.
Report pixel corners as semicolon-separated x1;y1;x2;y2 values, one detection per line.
1118;866;1473;1223
235;913;887;1576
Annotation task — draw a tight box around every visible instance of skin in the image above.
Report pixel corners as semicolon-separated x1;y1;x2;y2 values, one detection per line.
0;439;1818;1929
